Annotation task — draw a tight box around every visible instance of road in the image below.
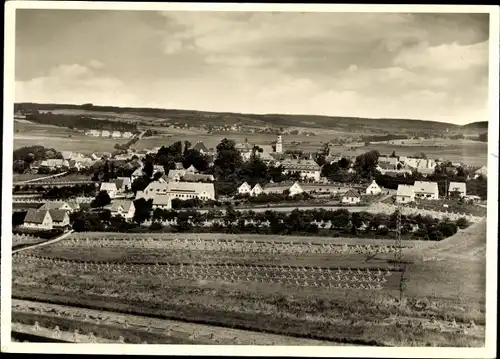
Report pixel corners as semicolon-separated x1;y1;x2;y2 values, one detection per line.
13;172;68;185
12;229;74;254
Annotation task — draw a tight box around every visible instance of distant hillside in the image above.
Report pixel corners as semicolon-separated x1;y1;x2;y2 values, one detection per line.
15;102;459;133
462;121;488;130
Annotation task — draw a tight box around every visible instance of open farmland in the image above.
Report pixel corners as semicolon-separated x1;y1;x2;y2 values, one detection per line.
12;221;486;346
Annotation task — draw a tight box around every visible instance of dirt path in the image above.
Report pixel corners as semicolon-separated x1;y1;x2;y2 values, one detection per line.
12;230;74;254
12;299;353;345
13;172;68;185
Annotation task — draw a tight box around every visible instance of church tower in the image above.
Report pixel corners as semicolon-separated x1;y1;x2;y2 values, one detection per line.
276;135;283;153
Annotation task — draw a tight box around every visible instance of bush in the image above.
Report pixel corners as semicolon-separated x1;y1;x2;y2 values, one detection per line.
428;230;445;241
456;217;469;229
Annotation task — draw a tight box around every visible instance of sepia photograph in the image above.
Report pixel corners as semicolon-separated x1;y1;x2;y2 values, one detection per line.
2;2;498;357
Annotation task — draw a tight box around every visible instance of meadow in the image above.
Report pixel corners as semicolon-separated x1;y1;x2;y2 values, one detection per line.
11;221;486;346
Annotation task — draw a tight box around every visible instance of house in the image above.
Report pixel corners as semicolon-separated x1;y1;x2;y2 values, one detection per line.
378;157;400;166
111;177;131;193
49;210;70;228
104;200;135;220
23;209;53;230
174;162;184;170
40;159;69;169
280;159;321;182
376;163;412;176
181;173;215;182
111;131;122;138
365;180;382;195
400;157;436;173
448;182;466;198
87;129;101;137
193;141;209;154
131;167;144;183
238;182;252;195
342;189;361;204
413;181;439;200
100;182;118;199
251;183;264;196
166;169;187;182
38;201;74;212
61;151;73;160
288;182;304;197
122;132;133;139
185;165;199;174
153;165;165;176
152;194;172;210
101;130;111;137
396;184;415;204
66;200;81;212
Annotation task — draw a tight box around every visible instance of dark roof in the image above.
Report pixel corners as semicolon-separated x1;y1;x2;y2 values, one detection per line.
343;189;361;198
182;173;214;182
193;142;209;152
111;178;125;189
24;209;48;224
49;210;68;222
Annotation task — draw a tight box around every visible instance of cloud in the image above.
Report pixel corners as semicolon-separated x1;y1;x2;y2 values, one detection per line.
393;40;489;71
15;63;134;106
88;60;104;69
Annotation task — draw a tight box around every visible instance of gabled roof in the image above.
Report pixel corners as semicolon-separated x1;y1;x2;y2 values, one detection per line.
38;202;71;211
131;168;144;176
193;141;209;152
167;169;187;179
153;195;172;206
105;199;134;213
281;159;320;171
100;182;118;191
343;189;361;198
252;183;264;192
186;165;199;173
111;178;125;190
239;182;251;190
397;184;415;197
49;209;69;222
182;173;214;182
413;181;439;194
24;209;49;224
166;181;215;198
449;181;466;193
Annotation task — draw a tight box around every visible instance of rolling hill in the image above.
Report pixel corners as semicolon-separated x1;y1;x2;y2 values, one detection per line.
15;102;459;133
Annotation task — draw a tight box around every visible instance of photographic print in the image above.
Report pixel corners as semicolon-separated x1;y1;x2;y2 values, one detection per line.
2;2;498;357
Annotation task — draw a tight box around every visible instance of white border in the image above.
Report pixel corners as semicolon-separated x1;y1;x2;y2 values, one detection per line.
2;2;499;357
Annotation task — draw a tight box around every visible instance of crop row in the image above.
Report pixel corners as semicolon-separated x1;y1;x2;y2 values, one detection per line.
56;238;400;255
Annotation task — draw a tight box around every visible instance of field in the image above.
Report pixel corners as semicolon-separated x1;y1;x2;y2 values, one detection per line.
11;221;486;346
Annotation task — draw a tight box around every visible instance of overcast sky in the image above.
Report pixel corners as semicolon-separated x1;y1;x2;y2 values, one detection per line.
15;10;490;124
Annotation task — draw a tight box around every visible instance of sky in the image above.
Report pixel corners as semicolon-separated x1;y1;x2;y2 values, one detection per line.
14;10;491;124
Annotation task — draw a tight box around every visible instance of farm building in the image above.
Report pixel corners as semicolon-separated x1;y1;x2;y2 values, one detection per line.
193;141;209;154
40;159;69;169
342;190;361;204
238;182;252;195
448;182;466;198
413;181;439;200
61;151;73;160
166;169;187;182
100;182;118;199
182;173;215;182
139;181;215;201
49;210;70;228
101;130;111;137
289;182;304;197
111;131;122;138
23;209;53;230
86;129;101;137
399;157;436;173
280;159;321;182
365;180;382;195
396;184;415;204
104;200;135;220
251;183;264;196
378;157;400;166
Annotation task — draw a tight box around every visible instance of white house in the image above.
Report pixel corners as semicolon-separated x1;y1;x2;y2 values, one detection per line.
100;182;118;199
251;183;264;196
101;130;111;137
396;184;415;204
139;181;215;202
38;201;74;212
104;200;135;220
111;177;132;193
49;210;70;228
288;182;304;197
238;182;252;195
365;180;382;195
342;189;361;204
111;131;122;138
131;167;144;183
23;209;53;230
40;159;69;169
87;129;101;137
448;182;466;198
280;159;321;182
152;194;172;210
166;169;187;182
122;131;133;139
186;165;199;174
413;181;439;200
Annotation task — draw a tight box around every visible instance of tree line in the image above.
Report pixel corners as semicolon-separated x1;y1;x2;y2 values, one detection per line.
25;113;138;132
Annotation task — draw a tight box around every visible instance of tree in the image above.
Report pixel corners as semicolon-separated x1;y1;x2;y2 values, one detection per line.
214;138;243;179
390;150;397;158
91;190;111;209
143;157;154;178
133;198;153;224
